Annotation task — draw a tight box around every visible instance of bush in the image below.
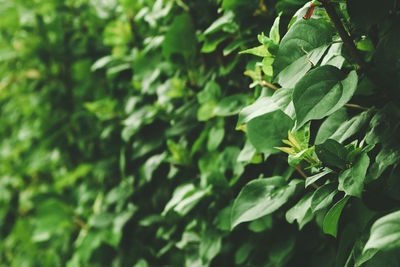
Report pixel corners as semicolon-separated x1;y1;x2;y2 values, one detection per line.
0;0;399;266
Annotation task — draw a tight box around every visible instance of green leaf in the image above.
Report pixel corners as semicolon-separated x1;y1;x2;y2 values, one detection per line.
201;32;230;53
214;94;250;117
235;243;253;265
269;13;281;44
237;96;279;126
364;210;400;252
274;19;334;88
271;88;295;119
338;153;370;197
286;192;313;230
202;11;235;35
207;124;225;151
231;177;302;229
293;66;358;128
247;110;294;156
162;13;197;62
316;139;348;170
305;169;333;188
323;195;350;237
330;111;371;144
199;229;222;264
315;108;348;145
311;182;337;212
239;45;270;57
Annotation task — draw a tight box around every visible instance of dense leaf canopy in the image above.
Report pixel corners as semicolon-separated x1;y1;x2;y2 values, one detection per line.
0;0;399;266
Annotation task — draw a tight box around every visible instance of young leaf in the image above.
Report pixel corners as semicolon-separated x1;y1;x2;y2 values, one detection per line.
338;153;370;198
231;177;302;229
293;65;358;129
323;195;350;237
239;45;270;57
364;210;400;252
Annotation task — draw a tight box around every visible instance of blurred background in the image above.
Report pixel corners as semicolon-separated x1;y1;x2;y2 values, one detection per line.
0;0;310;266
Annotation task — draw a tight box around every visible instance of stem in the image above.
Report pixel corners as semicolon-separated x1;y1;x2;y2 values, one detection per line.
320;1;368;70
260;80;279;90
294;165;319;189
320;0;400;105
344;103;369;110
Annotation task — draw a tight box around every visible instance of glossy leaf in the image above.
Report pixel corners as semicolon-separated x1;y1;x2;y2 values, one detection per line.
231;177;302;229
364;210;400;252
323;196;350;237
274;19;334;88
293;65;358;128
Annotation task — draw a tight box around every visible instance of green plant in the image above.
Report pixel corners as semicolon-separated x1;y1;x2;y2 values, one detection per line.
0;0;399;266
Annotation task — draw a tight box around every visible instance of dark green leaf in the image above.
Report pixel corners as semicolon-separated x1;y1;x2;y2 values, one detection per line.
338;153;370;197
323;195;350;237
293;65;358;128
274;19;334;88
247;110;294;156
311;182;338;212
316;139;348;170
286;192;313;230
364;210;400;252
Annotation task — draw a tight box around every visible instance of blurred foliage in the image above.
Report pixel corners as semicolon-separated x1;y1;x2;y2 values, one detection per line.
0;0;399;266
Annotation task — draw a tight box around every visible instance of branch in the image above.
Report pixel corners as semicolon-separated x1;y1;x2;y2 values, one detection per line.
320;0;368;70
320;0;400;105
293;165;319;189
260;80;279;90
344;103;369;110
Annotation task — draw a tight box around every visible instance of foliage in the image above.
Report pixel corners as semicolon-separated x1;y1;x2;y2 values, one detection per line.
0;0;399;266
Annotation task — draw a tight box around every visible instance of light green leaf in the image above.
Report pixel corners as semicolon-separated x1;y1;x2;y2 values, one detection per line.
339;153;370;197
293;65;358;128
199;229;222;264
231;177;302;229
239;45;270;57
207;124;225;151
215;94;250;117
323;195;350;237
237;97;279;126
269;13;281;44
364;210;400;252
271;88;295;119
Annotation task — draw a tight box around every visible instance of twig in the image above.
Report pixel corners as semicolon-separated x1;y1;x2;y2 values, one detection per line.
260;80;279;90
319;0;368;71
294;165;319;189
319;0;400;105
344;103;369;110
